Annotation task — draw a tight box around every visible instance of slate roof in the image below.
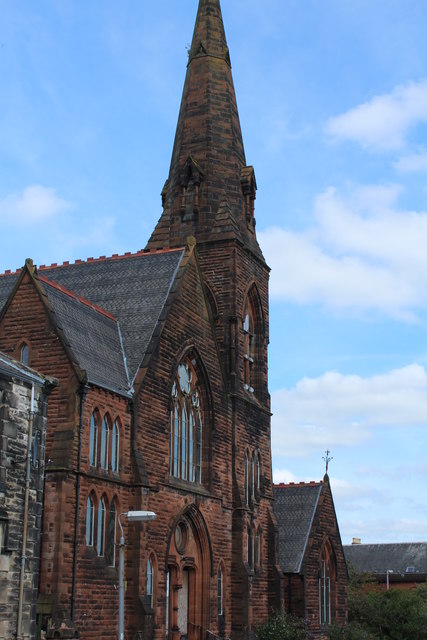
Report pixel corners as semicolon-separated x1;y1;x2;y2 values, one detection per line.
273;482;322;573
0;272;19;312
0;249;185;395
344;542;427;575
40;278;130;394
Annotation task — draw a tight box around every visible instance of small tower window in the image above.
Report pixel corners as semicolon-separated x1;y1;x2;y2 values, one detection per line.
243;300;255;393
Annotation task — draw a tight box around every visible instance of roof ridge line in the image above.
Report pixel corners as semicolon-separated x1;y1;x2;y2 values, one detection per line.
38;274;117;321
0;267;21;278
37;246;186;272
274;480;322;487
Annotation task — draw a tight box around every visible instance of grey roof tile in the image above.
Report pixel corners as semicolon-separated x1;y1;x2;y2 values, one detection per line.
273;483;322;573
0;249;185;394
41;279;130;394
0;273;19;313
344;542;427;575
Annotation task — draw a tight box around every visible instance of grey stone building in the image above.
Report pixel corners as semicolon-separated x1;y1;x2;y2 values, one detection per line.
0;352;56;640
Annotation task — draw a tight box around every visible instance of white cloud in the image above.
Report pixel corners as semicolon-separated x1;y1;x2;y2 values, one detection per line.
0;185;73;224
271;364;427;458
325;80;427;151
258;183;427;319
394;150;427;173
272;468;298;484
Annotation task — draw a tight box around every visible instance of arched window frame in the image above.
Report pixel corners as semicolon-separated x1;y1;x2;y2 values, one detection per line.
111;419;120;473
85;494;95;546
100;415;110;470
20;342;29;366
254;451;261;498
217;563;224;618
244;450;250;507
242;285;264;397
319;541;336;625
97;496;106;556
146;554;156;610
242;299;255;393
170;357;204;484
89;411;99;467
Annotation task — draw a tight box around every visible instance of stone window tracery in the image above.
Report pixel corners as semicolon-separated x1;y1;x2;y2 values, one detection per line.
170;358;203;484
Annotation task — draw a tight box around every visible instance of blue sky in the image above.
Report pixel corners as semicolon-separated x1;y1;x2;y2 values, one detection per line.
1;0;427;545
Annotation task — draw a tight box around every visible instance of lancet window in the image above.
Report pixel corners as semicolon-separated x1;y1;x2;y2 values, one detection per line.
319;542;336;624
243;299;255;392
170;358;203;484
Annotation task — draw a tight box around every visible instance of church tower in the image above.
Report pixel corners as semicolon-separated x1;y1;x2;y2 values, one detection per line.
148;1;278;634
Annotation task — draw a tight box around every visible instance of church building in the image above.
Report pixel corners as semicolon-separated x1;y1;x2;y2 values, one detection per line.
0;1;281;638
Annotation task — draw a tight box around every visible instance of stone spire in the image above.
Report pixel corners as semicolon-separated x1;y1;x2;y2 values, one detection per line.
146;0;262;258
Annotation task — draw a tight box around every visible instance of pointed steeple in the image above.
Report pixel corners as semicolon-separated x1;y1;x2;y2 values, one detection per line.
146;0;262;259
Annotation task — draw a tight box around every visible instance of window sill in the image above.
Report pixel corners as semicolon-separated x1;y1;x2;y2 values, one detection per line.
167;476;211;497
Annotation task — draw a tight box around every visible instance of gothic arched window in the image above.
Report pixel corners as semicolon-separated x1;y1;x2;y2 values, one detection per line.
243;299;255;392
97;497;106;556
20;343;29;366
147;555;155;609
100;416;110;470
170;358;203;484
319;541;336;624
85;495;95;546
217;564;224;617
89;412;99;467
244;451;250;507
111;419;120;473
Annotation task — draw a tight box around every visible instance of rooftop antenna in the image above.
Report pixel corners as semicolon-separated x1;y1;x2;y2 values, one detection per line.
323;449;333;474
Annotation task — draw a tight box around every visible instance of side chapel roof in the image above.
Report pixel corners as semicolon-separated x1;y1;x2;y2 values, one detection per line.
273;481;323;573
0;249;185;395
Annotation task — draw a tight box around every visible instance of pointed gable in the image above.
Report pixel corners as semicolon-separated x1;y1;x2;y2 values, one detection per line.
274;482;323;573
38;249;185;384
39;277;130;395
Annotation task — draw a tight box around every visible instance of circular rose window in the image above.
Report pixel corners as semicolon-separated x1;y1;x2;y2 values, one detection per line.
174;521;188;554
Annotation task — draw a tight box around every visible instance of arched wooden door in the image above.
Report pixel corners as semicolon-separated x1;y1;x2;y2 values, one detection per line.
166;510;211;640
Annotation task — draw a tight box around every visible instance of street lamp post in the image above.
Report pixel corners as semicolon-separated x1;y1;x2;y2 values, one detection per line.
118;511;156;640
386;569;393;591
